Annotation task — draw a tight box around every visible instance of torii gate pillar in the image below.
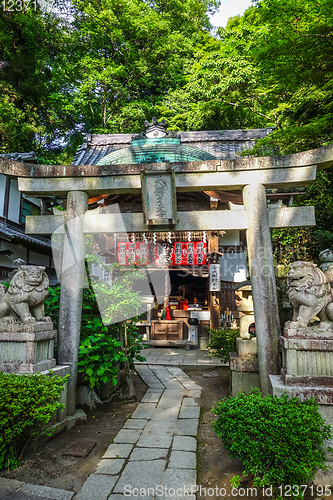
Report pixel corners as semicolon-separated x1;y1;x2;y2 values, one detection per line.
58;190;88;415
243;184;280;396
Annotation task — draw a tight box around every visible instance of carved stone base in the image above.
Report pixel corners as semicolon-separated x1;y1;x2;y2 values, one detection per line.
236;337;257;358
270;375;333;404
230;348;260;397
281;325;333;386
0;321;56;374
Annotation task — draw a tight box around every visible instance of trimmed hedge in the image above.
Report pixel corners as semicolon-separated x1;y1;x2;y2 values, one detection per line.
212;389;332;498
0;371;69;470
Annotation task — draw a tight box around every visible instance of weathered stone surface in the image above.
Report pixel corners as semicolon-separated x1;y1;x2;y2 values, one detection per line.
131;403;156;420
229;352;259;372
181;398;198;407
172;436;197;452
187;389;201;398
287;261;333;328
4;143;332;179
179;407;200;419
0;478;25;493
57;190;88;416
136;421;176;448
243;183;280;396
175;419;199;436
231;371;261;397
236;338;257;358
124;419;148;430
161;468;197;497
113;429;142;444
102;443;133;459
151;407;180;421
113;460;166;493
129;448;168;461
284;325;333;339
21;483;75;500
270;375;333;404
0;266;50;325
75;474;118;500
95;459;124;475
168;451;196;469
19;166;318;197
141;391;163;403
0;324;57;374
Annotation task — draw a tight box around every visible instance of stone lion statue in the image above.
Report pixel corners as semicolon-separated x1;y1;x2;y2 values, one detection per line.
287;261;333;328
0;265;51;324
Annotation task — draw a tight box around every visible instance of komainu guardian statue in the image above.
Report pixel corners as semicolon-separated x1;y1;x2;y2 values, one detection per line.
287;261;333;328
0;265;51;324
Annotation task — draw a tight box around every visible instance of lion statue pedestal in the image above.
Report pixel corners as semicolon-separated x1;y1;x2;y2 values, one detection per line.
0;265;57;373
270;261;333;402
270;260;333;468
0;321;57;374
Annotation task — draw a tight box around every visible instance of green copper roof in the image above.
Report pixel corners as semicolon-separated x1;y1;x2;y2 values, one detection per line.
96;137;216;165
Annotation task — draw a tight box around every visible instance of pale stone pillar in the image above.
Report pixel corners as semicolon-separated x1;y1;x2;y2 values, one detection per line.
58;191;88;415
243;184;280;396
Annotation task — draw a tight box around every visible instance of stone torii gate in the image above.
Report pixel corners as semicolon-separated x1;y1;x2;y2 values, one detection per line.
1;143;332;409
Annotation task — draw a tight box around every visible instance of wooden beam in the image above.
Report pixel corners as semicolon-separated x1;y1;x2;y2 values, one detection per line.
25;206;316;235
18;165;317;197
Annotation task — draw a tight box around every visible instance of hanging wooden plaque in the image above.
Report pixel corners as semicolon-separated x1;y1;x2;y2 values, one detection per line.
141;169;178;226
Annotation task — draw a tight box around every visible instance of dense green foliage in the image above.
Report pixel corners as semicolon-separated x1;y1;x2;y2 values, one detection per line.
1;0;332;255
0;0;219;157
0;371;69;470
208;328;240;362
44;260;147;389
212;390;332;497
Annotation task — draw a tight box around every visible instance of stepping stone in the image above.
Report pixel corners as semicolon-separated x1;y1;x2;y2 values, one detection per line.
102;443;133;459
179;407;200;419
129;448;168;461
131;403;156;419
20;484;75;500
141;392;163;403
175;419;199;436
161;469;197;499
187;390;201;398
75;474;118;500
137;421;176;448
124;419;147;430
151;406;179;421
113;460;166;493
113;429;141;444
96;459;124;475
172;436;197;452
181;398;198;407
168;451;196;469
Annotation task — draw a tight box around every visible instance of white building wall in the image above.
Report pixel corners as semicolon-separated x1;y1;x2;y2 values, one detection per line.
0;174;6;217
8;179;21;223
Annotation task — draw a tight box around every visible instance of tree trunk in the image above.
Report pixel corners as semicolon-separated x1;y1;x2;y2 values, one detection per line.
119;322;136;399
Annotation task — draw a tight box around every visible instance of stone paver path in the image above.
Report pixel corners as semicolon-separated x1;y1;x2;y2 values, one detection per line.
135;348;225;366
76;365;202;500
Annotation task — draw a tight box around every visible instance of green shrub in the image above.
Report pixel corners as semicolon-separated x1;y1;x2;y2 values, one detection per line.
212;390;332;497
78;329;126;389
208;328;240;362
0;371;69;470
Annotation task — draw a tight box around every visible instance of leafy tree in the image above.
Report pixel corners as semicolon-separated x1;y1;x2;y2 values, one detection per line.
0;3;76;155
